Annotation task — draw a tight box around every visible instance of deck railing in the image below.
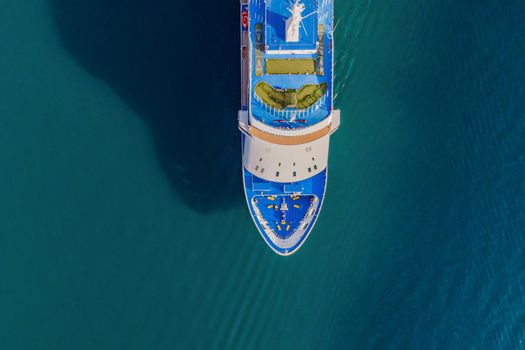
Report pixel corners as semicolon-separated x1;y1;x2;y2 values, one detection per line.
253;93;328;123
251;196;319;250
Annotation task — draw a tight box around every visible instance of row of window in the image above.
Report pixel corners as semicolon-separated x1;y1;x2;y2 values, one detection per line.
256;156;319;177
254;165;319;177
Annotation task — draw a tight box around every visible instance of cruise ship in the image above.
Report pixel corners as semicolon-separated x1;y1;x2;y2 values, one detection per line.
239;0;340;255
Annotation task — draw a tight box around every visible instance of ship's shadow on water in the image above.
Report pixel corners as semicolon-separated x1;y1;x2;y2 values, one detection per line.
51;0;243;213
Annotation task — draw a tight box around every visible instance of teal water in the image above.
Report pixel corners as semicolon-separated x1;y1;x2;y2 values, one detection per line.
1;0;524;349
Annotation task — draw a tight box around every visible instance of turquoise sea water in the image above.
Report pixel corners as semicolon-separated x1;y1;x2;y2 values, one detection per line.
1;0;524;349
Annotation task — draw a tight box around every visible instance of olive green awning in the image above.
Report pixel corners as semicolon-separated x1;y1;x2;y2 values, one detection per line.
255;82;327;111
265;59;316;75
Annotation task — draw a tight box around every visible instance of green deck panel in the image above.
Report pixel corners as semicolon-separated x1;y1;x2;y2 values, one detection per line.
265;59;317;75
255;82;328;111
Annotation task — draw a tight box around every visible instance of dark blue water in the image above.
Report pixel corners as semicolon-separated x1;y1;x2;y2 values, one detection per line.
0;0;524;349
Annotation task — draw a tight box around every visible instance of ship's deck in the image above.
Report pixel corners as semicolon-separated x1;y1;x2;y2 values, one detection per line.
248;0;334;130
265;0;318;52
243;164;327;255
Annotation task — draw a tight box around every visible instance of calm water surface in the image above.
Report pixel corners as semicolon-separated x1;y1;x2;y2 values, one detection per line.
0;0;524;349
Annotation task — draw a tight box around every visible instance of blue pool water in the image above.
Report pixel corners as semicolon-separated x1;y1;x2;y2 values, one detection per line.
0;0;524;349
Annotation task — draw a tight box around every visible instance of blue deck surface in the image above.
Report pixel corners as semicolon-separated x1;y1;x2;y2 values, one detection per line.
265;0;318;52
253;194;314;239
249;0;334;130
243;150;327;255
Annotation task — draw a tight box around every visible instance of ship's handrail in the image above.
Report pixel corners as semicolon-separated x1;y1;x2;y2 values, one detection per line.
251;196;319;249
253;92;329;122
